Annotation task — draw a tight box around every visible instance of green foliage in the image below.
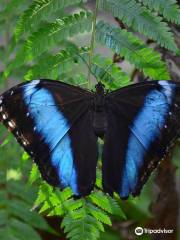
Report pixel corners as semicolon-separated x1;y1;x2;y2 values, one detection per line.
32;180;125;240
91;55;130;90
26;11;92;58
96;21;170;80
0;0;180;239
5;12;92;77
15;0;84;40
99;0;178;52
0;131;55;240
24;47;89;80
140;0;180;24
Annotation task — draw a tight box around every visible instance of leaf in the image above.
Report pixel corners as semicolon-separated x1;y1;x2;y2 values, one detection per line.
24;47;89;80
96;21;170;80
26;11;92;59
89;191;126;218
91;55;130;90
87;203;112;226
5;11;93;76
7;200;52;232
28;164;41;185
10;219;41;240
61;209;104;240
99;0;178;52
140;0;180;24
15;0;84;40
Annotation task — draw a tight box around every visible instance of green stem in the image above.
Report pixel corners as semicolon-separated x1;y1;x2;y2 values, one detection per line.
88;0;99;88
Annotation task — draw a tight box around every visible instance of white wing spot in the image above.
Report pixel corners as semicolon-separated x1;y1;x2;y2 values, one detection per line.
2;114;7;120
8;121;15;128
31;80;40;85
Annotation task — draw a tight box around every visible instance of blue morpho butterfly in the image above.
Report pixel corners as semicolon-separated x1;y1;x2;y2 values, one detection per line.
0;79;180;199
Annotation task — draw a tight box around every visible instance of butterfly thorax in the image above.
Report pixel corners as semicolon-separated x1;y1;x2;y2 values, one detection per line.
92;82;107;138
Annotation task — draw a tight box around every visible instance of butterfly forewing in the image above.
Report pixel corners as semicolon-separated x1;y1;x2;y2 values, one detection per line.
0;79;98;195
103;80;180;198
1;79;180;199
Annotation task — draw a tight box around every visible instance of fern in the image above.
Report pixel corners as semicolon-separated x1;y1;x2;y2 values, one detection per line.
99;0;178;52
140;0;180;24
91;55;130;90
32;173;125;240
1;1;180;239
88;191;126;218
5;12;92;77
1;0;28;16
0;179;53;240
15;0;84;40
26;11;92;59
96;21;170;80
24;48;89;80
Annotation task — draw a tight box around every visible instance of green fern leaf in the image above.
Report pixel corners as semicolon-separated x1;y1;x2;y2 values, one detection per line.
26;11;92;59
24;48;89;80
34;182;53;206
0;179;51;240
28;164;41;185
89;191;126;218
64;199;83;212
140;0;180;24
87;203;112;226
99;0;178;52
62;209;104;240
91;55;130;90
2;0;28;16
9;219;41;240
5;12;92;77
96;168;102;189
96;21;170;80
15;0;83;40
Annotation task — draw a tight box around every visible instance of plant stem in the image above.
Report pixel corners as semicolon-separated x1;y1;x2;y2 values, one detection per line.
88;0;99;88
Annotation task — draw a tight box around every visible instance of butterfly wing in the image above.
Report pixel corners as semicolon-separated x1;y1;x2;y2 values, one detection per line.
103;80;180;199
0;79;98;195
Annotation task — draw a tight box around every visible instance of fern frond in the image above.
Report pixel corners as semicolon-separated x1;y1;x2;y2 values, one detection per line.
28;163;41;185
96;21;170;80
26;11;92;59
0;180;52;240
15;0;83;40
87;203;112;226
5;12;92;77
24;48;89;80
89;191;126;218
2;0;29;17
91;55;130;90
99;0;178;52
61;205;105;240
140;0;180;24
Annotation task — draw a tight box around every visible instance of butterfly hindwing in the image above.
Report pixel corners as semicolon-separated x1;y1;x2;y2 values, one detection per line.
103;81;180;198
1;79;180;198
0;79;98;195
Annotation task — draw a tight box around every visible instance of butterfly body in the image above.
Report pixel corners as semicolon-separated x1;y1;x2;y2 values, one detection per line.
92;82;107;138
0;79;180;198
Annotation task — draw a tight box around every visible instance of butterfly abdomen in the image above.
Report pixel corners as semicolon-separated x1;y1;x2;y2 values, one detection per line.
92;111;107;138
92;86;107;138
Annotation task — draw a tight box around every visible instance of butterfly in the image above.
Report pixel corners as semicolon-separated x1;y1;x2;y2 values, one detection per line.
0;79;180;199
